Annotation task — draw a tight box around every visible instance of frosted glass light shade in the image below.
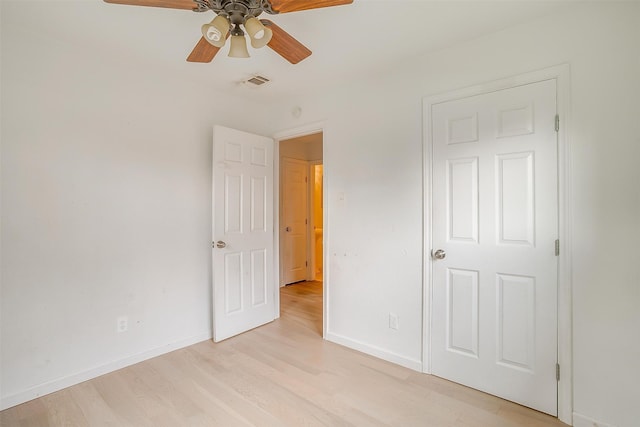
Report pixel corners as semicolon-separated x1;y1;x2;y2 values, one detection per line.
228;35;250;58
244;17;272;48
201;15;230;48
250;27;272;49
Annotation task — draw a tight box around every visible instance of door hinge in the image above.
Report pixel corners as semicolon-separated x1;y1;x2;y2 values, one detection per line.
555;239;560;256
305;218;308;225
556;363;560;381
555;114;560;132
305;261;308;267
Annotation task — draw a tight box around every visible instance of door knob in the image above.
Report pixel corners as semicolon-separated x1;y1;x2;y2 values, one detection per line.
432;249;446;260
216;241;226;249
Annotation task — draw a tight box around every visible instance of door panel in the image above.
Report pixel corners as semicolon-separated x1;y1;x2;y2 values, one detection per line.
213;125;275;342
447;268;479;357
250;177;266;232
225;174;242;233
497;152;535;245
224;252;243;314
431;79;558;415
282;157;309;284
447;157;479;243
250;249;267;306
496;273;536;371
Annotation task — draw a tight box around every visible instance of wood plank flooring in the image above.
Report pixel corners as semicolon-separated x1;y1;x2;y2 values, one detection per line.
1;281;567;426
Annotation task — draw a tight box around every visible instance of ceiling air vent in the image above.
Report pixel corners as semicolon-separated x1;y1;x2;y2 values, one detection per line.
245;75;270;86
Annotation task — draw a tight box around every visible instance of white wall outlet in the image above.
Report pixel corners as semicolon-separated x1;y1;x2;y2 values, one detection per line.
117;316;128;333
389;313;399;330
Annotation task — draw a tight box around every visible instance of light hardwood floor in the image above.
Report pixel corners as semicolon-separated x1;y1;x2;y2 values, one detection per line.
1;281;567;426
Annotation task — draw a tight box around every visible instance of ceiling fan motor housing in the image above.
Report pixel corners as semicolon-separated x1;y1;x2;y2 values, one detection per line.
193;0;278;24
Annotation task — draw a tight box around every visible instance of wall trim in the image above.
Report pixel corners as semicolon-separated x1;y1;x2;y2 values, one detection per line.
422;64;573;425
273;121;325;141
326;332;423;372
0;331;212;411
573;413;616;427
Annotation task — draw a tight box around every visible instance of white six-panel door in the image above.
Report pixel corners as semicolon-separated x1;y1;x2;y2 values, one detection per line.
282;157;309;285
212;125;275;342
430;80;559;415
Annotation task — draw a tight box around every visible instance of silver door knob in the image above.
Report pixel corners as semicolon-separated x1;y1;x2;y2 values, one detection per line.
216;241;226;249
432;249;446;260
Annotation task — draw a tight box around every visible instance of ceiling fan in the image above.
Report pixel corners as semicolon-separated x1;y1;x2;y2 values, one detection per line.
104;0;354;64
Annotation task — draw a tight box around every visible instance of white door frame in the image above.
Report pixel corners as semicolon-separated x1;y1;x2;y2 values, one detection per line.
422;64;572;425
273;121;327;338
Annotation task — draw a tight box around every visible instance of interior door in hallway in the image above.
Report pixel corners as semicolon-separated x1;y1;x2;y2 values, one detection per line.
212;125;275;342
282;157;309;284
430;79;559;415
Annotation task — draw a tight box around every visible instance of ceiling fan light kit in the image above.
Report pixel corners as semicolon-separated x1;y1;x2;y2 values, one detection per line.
229;26;251;58
250;26;273;48
201;14;230;47
244;16;272;48
104;0;353;64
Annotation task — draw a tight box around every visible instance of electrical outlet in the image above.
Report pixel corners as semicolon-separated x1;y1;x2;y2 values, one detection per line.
389;313;399;330
117;316;128;333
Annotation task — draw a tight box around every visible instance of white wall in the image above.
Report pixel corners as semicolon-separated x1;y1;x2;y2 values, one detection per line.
0;2;276;408
270;3;640;426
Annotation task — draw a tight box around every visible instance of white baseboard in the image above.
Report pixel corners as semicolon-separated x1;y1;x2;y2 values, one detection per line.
0;331;212;411
573;412;616;427
325;331;422;372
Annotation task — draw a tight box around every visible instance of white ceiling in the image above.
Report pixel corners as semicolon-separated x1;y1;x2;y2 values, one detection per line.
14;0;571;101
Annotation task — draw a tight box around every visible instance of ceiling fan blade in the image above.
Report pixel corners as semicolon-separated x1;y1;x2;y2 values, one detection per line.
187;37;223;63
269;0;353;13
103;0;196;10
262;20;311;64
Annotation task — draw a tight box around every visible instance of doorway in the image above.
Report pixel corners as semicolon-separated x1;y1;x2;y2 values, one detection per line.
277;131;324;332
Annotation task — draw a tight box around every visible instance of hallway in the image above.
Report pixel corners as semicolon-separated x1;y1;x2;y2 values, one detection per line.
280;280;323;337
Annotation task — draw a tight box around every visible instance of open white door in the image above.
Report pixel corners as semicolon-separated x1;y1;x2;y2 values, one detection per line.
430;79;559;415
212;125;275;342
